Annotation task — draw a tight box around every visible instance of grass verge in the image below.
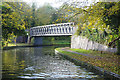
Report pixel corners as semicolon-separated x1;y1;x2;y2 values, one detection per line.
2;43;33;50
7;43;31;47
56;48;120;75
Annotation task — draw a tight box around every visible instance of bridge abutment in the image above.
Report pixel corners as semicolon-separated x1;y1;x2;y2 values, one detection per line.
34;37;43;45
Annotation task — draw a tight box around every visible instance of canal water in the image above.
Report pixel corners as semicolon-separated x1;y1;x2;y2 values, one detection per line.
2;46;105;80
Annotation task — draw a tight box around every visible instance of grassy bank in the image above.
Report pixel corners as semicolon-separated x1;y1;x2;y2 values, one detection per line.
2;43;33;50
7;43;31;47
56;48;120;75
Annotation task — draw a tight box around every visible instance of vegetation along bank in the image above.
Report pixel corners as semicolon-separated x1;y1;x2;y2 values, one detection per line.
55;47;120;79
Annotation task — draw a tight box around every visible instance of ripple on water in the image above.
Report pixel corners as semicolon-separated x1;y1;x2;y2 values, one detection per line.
18;71;99;79
18;76;45;79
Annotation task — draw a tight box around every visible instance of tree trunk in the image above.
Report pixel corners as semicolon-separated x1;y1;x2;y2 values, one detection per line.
108;36;120;46
15;37;16;46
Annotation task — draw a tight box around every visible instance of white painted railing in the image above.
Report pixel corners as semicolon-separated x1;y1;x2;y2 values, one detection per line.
30;22;75;37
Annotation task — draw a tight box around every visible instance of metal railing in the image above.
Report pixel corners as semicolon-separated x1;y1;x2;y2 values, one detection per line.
30;22;75;36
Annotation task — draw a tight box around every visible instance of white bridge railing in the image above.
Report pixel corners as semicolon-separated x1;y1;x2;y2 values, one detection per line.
30;22;75;37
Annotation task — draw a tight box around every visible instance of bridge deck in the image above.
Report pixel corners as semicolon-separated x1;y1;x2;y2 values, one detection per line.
30;22;75;37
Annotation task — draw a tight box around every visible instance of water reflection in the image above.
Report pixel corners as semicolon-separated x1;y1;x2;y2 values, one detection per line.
2;46;104;80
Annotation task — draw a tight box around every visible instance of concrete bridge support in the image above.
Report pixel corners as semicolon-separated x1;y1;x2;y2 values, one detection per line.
34;37;43;45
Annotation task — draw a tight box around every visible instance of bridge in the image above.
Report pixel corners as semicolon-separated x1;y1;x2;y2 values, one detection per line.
29;22;75;45
30;22;75;37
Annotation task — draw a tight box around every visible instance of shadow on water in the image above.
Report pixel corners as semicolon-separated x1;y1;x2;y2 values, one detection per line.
2;45;111;80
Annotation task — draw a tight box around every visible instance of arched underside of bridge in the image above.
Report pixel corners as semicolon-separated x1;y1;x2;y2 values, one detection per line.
32;35;72;45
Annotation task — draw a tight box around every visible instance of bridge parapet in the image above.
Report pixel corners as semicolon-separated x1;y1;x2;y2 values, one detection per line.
30;22;75;37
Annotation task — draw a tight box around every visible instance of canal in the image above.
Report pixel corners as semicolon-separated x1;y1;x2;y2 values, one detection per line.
2;45;105;80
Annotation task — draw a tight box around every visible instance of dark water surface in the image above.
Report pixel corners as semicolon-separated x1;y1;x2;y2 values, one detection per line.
2;46;105;80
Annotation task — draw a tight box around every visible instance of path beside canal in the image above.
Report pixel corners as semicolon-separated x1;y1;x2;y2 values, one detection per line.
55;47;120;79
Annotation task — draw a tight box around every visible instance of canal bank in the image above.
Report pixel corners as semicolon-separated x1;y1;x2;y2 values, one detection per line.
3;44;52;50
55;47;120;80
2;43;70;50
2;44;70;50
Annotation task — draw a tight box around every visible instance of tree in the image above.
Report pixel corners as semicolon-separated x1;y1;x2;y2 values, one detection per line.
35;3;56;25
31;3;36;27
2;2;31;46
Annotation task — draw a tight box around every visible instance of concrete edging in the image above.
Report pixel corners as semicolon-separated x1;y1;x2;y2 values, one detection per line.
55;49;120;80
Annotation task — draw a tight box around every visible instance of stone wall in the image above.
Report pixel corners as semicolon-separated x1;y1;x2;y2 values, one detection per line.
71;35;117;53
